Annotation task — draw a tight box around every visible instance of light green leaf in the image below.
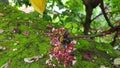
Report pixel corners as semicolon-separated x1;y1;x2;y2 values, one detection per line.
72;28;77;33
72;23;78;28
65;23;72;28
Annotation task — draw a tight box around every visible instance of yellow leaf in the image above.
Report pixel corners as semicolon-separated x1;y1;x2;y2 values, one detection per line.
30;0;46;15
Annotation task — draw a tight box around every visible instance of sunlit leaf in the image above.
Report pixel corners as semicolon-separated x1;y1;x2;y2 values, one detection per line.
65;23;72;28
30;0;46;15
72;28;77;33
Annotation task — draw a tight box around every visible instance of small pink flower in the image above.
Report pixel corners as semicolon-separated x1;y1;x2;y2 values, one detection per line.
59;28;65;31
49;54;53;60
72;60;76;66
50;37;60;46
71;40;77;45
52;28;55;32
46;59;50;64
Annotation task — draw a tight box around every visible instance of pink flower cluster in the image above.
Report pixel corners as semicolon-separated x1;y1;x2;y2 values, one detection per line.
47;27;65;46
46;28;76;68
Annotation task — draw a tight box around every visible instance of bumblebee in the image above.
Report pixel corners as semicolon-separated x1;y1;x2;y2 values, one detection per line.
59;30;71;49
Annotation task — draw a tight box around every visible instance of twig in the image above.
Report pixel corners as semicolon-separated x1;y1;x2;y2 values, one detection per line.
91;13;103;22
91;8;120;24
100;0;114;28
69;26;120;39
111;31;119;46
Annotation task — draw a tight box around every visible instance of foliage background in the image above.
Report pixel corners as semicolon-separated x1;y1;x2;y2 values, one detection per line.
0;0;120;68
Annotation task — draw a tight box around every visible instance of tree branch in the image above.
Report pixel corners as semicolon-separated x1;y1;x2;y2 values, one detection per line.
83;6;93;35
100;0;114;28
91;13;103;22
91;9;120;22
70;26;120;39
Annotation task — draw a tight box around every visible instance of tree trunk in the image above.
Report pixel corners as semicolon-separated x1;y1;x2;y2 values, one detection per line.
83;6;93;35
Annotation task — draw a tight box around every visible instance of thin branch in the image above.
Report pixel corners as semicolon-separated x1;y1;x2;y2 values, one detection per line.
91;13;103;22
69;26;120;39
91;7;120;24
100;0;114;28
91;6;108;22
111;31;119;46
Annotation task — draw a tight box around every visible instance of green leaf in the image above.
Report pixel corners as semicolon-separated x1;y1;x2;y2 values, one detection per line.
65;23;72;28
72;23;78;28
72;28;77;33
